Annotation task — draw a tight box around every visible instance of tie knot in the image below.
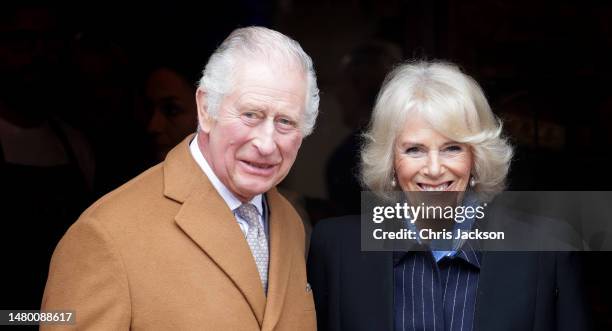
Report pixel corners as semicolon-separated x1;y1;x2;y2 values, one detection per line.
235;203;260;226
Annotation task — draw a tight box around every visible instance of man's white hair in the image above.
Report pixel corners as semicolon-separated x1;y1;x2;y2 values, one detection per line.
198;26;320;136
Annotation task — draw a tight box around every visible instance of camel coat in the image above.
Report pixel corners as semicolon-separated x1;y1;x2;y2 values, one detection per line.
41;136;316;330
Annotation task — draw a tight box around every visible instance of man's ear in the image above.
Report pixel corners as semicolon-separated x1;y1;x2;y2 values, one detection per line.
196;88;213;133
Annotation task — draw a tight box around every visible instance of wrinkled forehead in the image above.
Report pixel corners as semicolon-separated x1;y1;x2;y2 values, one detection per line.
232;53;306;82
230;57;307;102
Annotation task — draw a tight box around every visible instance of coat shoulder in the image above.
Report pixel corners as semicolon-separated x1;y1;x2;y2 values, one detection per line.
310;215;361;252
77;163;169;231
270;189;307;237
313;215;361;236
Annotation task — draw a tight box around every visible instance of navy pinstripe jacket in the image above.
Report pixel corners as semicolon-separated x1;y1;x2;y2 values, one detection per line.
307;215;590;331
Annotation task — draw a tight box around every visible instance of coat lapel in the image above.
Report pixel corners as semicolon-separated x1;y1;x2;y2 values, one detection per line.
261;189;293;331
164;136;267;326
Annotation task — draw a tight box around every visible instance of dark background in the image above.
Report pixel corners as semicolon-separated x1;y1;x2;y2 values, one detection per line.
1;0;611;329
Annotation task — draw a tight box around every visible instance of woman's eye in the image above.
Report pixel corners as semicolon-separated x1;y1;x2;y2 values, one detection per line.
443;145;462;152
405;147;423;155
243;111;257;118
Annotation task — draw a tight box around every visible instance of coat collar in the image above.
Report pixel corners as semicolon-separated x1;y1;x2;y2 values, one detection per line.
164;135;294;329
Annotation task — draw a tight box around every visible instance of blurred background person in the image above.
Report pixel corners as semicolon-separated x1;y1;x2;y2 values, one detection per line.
0;3;94;309
64;30;146;197
326;40;402;216
137;58;199;164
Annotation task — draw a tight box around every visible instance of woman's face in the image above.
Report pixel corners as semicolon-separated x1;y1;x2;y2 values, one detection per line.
394;113;473;192
145;68;197;161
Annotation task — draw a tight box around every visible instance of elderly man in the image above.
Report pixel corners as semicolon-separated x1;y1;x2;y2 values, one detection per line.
42;26;319;330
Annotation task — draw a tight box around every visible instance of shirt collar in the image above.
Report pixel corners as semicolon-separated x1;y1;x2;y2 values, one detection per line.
453;240;482;269
189;134;263;215
393;240;481;269
395;192;482;268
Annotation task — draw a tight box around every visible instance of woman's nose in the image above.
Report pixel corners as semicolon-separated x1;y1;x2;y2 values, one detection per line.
423;153;442;177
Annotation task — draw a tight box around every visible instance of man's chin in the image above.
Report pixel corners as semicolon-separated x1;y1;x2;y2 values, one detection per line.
234;180;277;200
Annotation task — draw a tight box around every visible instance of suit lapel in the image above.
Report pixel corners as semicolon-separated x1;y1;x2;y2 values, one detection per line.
165;136;267;326
261;189;293;331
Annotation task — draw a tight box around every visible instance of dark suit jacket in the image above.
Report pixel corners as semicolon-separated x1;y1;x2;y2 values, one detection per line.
307;215;590;331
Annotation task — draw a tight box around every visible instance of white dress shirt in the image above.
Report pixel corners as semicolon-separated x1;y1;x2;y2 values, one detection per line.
189;135;264;237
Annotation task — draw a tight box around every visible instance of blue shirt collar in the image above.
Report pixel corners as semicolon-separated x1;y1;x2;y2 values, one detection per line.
398;192;482;267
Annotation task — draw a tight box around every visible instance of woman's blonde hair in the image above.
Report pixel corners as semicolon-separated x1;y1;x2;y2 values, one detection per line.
361;61;513;201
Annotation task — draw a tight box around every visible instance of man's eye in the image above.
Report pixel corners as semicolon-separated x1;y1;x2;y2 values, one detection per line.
277;117;295;127
241;111;263;123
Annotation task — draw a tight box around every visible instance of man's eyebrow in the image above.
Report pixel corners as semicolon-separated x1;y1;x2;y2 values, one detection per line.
236;102;267;112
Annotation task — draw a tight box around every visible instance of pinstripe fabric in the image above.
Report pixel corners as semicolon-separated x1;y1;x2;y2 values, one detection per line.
394;244;481;331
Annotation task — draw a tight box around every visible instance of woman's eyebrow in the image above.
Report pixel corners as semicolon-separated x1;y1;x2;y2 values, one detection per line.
400;141;425;148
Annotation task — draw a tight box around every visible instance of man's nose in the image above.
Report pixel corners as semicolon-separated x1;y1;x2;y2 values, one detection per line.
252;120;277;155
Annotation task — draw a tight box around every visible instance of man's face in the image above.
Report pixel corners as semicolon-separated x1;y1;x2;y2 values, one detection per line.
197;59;306;202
